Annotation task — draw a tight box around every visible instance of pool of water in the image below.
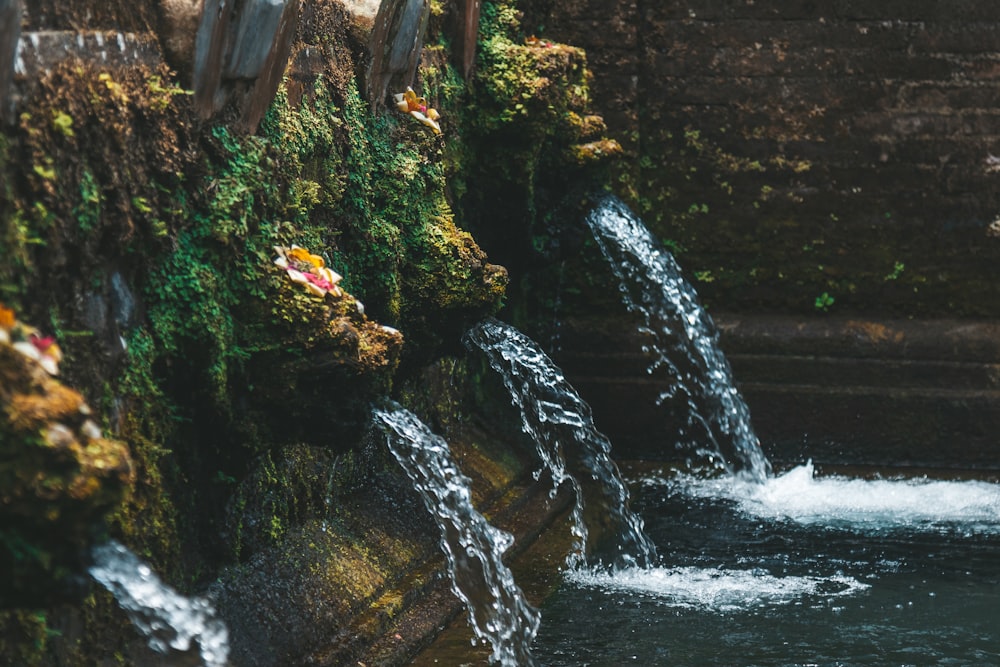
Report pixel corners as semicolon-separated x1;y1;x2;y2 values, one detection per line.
532;464;1000;666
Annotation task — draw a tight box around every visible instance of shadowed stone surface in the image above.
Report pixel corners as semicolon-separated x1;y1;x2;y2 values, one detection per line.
554;315;1000;470
194;0;300;129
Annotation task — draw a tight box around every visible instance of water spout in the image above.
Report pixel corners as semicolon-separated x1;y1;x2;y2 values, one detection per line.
586;195;772;482
89;540;230;667
465;319;657;570
374;404;540;667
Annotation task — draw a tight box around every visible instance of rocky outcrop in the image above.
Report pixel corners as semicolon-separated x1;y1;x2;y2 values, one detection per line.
0;308;133;608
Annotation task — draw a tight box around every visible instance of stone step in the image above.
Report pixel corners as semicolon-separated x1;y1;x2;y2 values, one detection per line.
552;315;1000;470
14;30;161;77
715;315;1000;363
556;351;1000;391
731;353;1000;392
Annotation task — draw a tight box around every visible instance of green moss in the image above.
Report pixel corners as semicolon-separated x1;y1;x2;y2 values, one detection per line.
229;445;359;559
0;610;53;666
0;139;33;311
109;329;182;572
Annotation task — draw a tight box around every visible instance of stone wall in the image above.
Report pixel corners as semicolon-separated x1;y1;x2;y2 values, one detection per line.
554;315;1000;469
532;0;1000;317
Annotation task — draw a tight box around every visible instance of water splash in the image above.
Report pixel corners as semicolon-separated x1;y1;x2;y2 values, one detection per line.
647;462;1000;534
586;195;770;482
88;540;230;667
374;404;540;667
465;318;656;570
567;565;869;612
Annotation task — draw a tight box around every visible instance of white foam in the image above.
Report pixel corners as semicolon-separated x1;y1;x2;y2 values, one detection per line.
567;565;868;611
646;463;1000;532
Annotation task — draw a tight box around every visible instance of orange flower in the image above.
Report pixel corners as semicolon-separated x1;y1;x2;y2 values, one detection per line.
0;304;15;330
395;87;427;114
287;246;326;269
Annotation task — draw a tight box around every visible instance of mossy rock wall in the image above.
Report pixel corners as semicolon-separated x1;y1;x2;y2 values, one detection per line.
0;0;614;663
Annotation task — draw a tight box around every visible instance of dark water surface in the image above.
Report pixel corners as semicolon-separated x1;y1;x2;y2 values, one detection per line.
414;463;1000;665
531;464;1000;666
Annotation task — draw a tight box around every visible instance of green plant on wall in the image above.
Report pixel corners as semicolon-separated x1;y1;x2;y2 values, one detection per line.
884;261;905;281
814;291;835;311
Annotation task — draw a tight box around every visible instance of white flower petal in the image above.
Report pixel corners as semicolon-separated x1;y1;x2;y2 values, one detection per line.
318;267;342;285
81;420;103;441
13;341;41;361
39;355;60;376
287;268;309;284
410;111;441;134
45;423;75;448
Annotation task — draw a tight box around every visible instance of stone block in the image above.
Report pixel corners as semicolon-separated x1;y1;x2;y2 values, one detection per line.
193;0;299;129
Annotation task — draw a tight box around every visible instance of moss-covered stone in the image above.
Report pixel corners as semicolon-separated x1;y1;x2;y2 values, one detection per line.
0;314;133;608
437;0;624;338
0;0;605;660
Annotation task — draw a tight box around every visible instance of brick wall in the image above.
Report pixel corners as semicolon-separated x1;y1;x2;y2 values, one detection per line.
532;0;1000;316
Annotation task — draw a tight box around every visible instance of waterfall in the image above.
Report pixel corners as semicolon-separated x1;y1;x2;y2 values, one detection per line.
373;404;540;667
585;195;772;482
464;319;657;570
88;540;230;667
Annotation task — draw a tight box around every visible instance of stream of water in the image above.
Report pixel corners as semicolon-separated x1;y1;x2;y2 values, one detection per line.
374;403;541;667
465;318;656;570
586;195;771;482
88;540;230;667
